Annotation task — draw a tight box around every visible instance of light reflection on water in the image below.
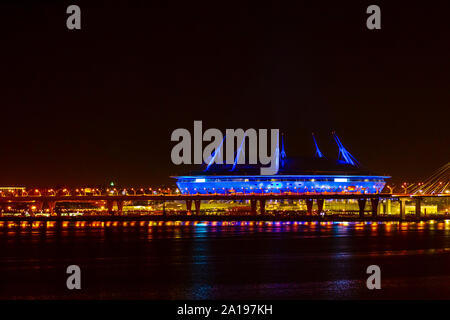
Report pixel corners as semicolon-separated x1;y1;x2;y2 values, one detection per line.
1;220;450;231
2;220;450;299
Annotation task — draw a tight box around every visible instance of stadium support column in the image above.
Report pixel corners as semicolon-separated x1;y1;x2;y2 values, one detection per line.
194;200;201;215
106;200;114;215
370;198;379;218
399;198;406;220
185;200;192;214
358;199;366;218
47;201;56;215
259;199;266;215
305;199;313;215
316;199;324;214
250;199;257;216
116;200;124;215
35;200;43;213
415;198;422;218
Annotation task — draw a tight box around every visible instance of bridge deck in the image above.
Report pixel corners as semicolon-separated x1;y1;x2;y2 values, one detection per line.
0;193;393;202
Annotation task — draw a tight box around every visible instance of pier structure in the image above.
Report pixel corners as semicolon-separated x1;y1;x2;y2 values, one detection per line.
0;192;391;217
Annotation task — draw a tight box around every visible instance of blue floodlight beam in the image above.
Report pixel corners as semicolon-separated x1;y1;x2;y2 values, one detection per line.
274;131;280;172
280;133;287;168
231;134;247;171
337;137;358;166
281;133;287;159
334;135;353;165
230;131;281;172
204;135;226;171
312;133;324;158
332;132;359;167
333;134;346;161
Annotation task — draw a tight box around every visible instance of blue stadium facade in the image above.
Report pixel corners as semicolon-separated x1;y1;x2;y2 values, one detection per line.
174;133;389;195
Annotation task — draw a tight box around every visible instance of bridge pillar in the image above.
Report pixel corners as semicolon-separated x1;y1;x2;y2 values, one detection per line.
250;199;257;215
0;203;7;216
185;200;192;213
106;200;114;215
316;199;324;214
399;198;406;220
358;198;367;218
305;199;313;215
415;198;422;218
370;198;379;218
116;200;124;215
35;201;43;211
259;199;266;215
194;200;201;215
46;201;56;214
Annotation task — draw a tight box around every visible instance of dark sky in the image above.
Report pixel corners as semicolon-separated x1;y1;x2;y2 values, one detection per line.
0;1;449;187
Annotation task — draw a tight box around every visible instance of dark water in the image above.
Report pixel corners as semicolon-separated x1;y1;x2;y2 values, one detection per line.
1;220;450;299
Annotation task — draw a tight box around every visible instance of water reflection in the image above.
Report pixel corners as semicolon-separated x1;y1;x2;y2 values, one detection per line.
3;220;450;231
2;220;450;299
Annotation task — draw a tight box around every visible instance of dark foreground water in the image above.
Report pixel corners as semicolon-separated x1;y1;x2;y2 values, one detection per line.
1;220;450;299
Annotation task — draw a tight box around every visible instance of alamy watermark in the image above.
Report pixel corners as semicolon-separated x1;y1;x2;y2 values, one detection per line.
66;5;81;30
65;5;379;31
366;265;381;289
171;121;280;175
66;264;81;290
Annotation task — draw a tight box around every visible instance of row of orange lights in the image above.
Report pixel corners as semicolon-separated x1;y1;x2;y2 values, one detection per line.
1;220;449;229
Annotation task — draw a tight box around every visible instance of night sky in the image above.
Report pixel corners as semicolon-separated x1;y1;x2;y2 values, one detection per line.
0;1;448;187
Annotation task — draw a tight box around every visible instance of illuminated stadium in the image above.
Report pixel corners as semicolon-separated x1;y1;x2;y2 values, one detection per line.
174;133;389;195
